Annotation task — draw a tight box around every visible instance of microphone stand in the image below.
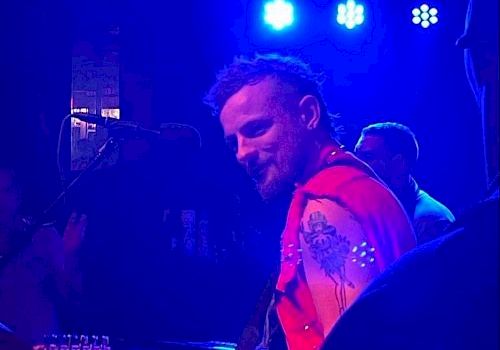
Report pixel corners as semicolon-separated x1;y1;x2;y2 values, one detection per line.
0;136;120;271
41;136;120;222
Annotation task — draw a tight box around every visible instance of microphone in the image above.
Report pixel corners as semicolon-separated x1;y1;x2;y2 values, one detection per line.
70;113;201;148
71;113;160;139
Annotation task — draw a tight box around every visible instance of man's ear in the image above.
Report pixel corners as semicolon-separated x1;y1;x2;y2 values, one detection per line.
298;95;321;130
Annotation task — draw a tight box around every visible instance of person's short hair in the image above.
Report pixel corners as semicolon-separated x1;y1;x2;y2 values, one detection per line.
360;122;420;169
204;53;335;133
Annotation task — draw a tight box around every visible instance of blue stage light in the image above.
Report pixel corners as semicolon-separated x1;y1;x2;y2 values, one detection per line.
263;0;295;31
336;0;364;29
412;4;438;29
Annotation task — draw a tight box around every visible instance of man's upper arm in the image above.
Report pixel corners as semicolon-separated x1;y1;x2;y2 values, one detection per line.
299;198;380;337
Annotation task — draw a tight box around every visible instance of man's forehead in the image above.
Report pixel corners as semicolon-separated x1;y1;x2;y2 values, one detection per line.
224;85;253;107
221;78;279;119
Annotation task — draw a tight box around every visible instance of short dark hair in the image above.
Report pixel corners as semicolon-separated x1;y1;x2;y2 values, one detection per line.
361;122;420;169
204;53;335;132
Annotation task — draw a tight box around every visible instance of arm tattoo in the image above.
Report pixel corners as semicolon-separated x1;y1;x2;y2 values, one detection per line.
301;211;354;314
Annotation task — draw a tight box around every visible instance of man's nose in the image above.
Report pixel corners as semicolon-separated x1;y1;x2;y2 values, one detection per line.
236;138;258;164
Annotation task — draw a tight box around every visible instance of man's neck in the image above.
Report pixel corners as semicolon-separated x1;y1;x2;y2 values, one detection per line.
392;176;417;200
298;138;343;185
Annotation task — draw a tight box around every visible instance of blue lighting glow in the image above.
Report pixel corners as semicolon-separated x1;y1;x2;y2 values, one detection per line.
412;4;439;29
263;0;295;31
336;0;365;29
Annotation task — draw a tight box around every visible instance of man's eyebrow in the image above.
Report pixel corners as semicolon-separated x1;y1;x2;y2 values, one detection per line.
240;116;272;128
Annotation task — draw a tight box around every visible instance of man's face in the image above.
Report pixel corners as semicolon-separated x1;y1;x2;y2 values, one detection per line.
0;169;20;227
354;134;393;183
220;77;310;200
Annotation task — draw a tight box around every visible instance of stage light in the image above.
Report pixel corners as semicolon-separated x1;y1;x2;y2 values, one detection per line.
263;0;295;31
412;4;438;29
336;0;365;29
420;3;429;12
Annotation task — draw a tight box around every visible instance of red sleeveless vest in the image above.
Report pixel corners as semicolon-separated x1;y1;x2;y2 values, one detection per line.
275;147;416;349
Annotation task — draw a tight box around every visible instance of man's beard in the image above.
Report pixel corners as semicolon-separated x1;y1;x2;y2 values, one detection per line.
256;180;283;202
255;167;297;202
